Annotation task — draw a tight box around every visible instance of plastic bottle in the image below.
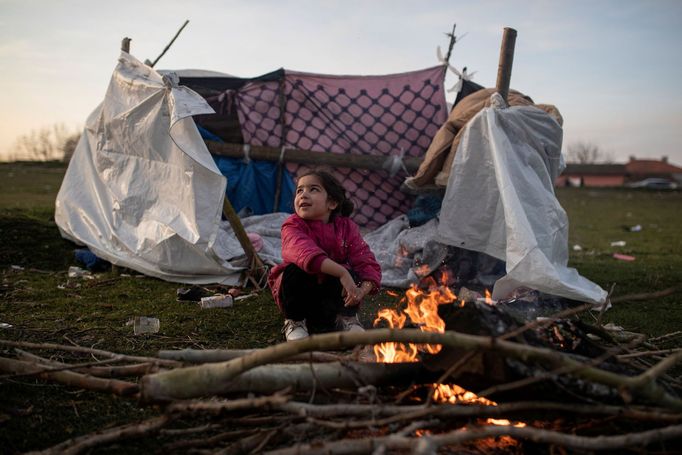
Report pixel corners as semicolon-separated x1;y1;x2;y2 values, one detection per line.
199;294;234;309
133;316;160;335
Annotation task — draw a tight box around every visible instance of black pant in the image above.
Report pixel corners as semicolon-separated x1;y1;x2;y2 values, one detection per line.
279;264;358;333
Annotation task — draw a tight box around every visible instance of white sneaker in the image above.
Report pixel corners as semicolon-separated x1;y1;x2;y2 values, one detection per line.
336;315;365;333
283;319;309;341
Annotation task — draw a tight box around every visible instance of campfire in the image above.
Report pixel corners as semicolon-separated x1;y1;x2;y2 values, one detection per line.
2;273;681;453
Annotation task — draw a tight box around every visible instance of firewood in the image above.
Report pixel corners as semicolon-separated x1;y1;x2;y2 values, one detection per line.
264;423;682;454
0;356;138;397
140;329;682;410
158;348;344;363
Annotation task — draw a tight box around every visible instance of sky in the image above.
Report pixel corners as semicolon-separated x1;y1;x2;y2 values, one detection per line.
1;0;681;164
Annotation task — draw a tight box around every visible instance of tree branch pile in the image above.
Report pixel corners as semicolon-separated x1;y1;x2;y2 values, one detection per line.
2;304;682;454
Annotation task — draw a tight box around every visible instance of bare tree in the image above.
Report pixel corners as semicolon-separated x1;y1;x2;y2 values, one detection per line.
9;124;80;162
565;141;614;164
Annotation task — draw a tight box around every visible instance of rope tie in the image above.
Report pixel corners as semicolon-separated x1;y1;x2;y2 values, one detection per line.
242;144;251;164
382;147;408;177
278;146;289;164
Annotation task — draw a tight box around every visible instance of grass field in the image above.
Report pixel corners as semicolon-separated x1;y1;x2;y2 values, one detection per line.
1;161;680;452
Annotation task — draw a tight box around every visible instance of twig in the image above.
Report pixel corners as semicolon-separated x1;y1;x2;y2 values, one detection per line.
0;339;180;367
149;20;189;68
264;423;682;454
14;349;158;378
611;285;680;304
29;415;170;455
0;356;139;396
618;348;682;360
216;428;280;455
164;429;257;451
158;348;344;363
8;349;119;379
648;331;682;344
499;303;593;341
597;282;617;326
165;393;291;415
160;423;221;436
278;400;682;424
476;334;646;398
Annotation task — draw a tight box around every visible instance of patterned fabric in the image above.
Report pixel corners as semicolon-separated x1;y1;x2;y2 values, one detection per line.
233;67;447;228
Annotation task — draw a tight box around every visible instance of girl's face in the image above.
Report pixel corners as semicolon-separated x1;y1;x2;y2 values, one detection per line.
294;175;338;222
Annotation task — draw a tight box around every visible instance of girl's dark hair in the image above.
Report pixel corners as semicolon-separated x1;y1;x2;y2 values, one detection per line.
298;169;354;217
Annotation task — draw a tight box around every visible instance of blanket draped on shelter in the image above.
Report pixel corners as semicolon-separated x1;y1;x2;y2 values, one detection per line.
436;94;607;304
55;52;244;284
200;67;448;228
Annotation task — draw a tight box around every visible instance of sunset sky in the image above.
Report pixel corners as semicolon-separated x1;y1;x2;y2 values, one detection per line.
1;0;681;164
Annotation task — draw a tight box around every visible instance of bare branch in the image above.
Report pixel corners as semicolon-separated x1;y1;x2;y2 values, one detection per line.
140;329;682;410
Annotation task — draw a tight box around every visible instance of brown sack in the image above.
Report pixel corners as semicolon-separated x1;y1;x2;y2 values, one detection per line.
408;88;558;189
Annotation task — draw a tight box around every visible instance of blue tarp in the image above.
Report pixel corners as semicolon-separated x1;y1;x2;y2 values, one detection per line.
199;126;295;215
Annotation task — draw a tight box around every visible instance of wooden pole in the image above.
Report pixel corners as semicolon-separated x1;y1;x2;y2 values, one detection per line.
121;37;131;53
272;78;288;212
444;23;457;65
221;196;266;288
495;27;517;104
206;141;423;173
150;20;190;68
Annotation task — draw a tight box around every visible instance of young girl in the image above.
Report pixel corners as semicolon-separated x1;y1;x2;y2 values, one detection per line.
268;170;382;341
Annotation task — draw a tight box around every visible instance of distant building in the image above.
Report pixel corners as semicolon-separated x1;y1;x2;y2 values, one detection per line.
555;157;682;187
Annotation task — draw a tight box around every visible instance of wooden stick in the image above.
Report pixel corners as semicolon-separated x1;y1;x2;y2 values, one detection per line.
0;356;138;397
33;416;170;455
158;348;343;363
121;37;131;53
444;23;458;66
275;400;682;422
140;329;682;409
206;141;422;173
264;423;682;454
15;350;158;378
0;339;180;368
221;196;266;286
611;286;680;303
495;27;517;104
150;20;189;68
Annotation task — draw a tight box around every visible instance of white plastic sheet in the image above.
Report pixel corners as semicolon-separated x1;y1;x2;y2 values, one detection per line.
437;94;607;305
55;52;243;284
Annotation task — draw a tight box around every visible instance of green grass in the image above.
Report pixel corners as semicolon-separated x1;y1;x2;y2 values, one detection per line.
0;162;680;452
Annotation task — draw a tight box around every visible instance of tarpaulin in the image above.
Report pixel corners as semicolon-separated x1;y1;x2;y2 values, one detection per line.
55;52;243;284
437;94;607;305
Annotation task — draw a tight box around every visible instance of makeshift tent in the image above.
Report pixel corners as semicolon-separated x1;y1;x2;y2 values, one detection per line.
56;52;246;284
55;51;449;284
55;49;605;305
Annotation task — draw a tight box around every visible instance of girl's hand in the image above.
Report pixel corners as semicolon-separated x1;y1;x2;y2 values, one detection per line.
340;273;362;307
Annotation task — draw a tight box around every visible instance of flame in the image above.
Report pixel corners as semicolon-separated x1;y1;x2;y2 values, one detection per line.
373;277;457;361
386;290;399;297
486;418;526;428
431;385;527;428
432;384;496;405
376;274;528;437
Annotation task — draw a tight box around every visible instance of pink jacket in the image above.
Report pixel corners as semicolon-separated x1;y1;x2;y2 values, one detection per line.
268;214;382;310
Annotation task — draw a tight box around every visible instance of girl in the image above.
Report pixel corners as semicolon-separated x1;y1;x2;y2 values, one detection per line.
268;170;382;341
